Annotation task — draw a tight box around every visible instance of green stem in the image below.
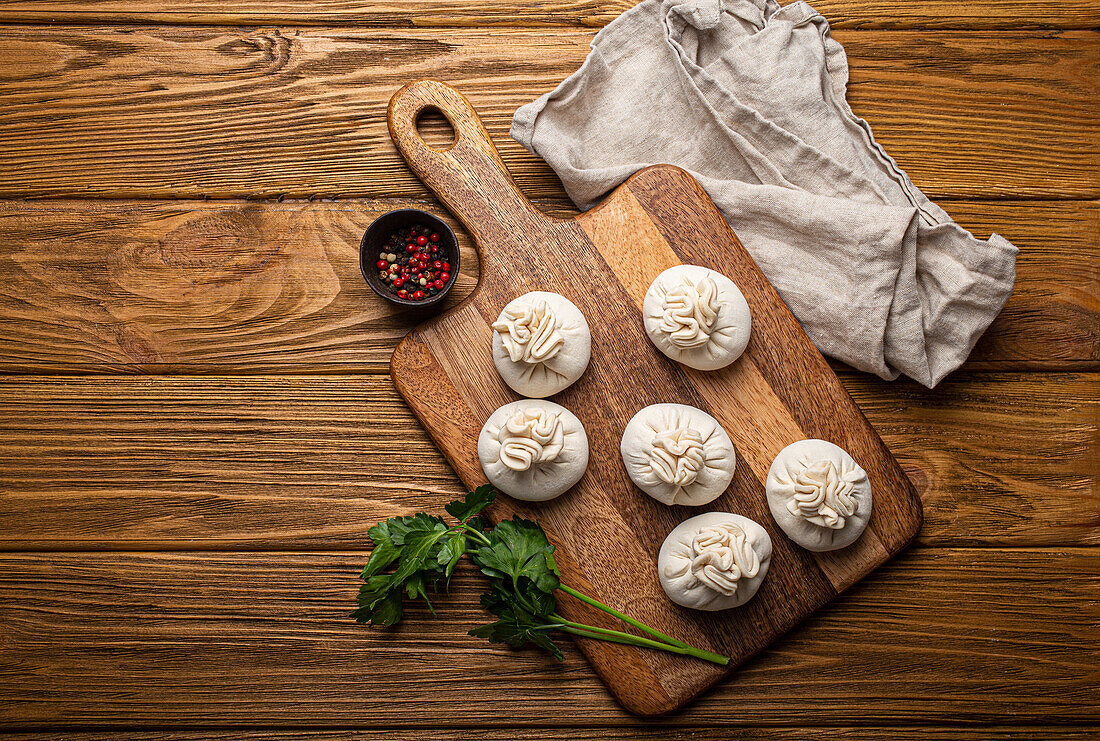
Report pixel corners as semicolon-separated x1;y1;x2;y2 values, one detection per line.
551;613;729;666
551;615;661;644
457;522;492;546
558;583;693;651
557;624;728;666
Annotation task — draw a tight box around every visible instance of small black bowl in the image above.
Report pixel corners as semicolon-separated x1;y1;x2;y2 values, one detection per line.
360;209;460;309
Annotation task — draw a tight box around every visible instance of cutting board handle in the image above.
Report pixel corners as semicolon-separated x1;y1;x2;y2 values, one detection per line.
388;80;546;244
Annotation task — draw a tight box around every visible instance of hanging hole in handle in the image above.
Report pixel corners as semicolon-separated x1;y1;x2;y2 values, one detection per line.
414;106;456;152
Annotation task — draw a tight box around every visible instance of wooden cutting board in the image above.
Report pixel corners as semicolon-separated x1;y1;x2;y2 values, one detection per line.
387;80;923;716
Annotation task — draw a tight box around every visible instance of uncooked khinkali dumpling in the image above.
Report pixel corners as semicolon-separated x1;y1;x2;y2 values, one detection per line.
643;265;751;371
766;439;873;552
492;291;591;398
658;512;772;611
620;403;735;506
478;399;589;502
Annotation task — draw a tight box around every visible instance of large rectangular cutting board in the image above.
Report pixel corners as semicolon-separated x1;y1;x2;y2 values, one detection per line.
387;80;922;716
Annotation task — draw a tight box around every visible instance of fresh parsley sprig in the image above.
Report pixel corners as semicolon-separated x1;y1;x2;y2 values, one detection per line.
353;485;729;666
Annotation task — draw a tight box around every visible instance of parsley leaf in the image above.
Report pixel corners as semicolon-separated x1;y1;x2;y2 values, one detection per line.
350;591;401;627
470;517;560;596
445;483;496;522
361;520;401;578
437;533;466;580
354;567;405;624
353;486;730;667
353;512;455;624
469;590;564;661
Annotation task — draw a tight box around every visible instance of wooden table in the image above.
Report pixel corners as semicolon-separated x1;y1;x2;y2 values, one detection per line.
0;1;1095;738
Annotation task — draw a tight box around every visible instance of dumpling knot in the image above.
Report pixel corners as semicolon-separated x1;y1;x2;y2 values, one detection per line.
492;298;564;364
648;426;706;486
781;457;861;529
497;408;565;472
687;523;760;597
659;274;719;349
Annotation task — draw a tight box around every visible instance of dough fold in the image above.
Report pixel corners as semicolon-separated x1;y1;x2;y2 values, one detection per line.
492;291;591;398
644;265;751;371
620;403;735;506
766;438;872;551
658;511;772;610
478;400;589;502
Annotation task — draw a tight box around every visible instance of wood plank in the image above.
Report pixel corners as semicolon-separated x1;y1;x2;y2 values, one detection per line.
0;372;1093;550
844;372;1100;546
384;87;922;709
0;0;1095;30
0;28;1093;200
0;549;1095;726
0;199;1092;374
2;729;1098;740
0;199;478;373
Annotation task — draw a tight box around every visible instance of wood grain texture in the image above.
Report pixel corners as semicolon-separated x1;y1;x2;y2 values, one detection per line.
0;27;1094;200
0;0;1093;734
0;0;1095;29
0;373;1092;550
0;199;1092;374
0;199;478;373
0;549;1095;727
4;731;1099;741
385;79;923;714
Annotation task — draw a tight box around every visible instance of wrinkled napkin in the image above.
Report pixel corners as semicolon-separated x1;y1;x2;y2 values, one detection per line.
512;0;1017;387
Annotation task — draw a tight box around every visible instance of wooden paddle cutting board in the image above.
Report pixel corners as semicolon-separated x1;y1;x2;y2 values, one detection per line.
387;80;923;716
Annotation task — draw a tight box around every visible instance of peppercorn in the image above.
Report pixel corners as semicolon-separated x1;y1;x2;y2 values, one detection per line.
374;221;453;302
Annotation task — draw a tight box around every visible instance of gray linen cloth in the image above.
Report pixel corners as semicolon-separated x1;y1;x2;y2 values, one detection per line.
512;0;1017;387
